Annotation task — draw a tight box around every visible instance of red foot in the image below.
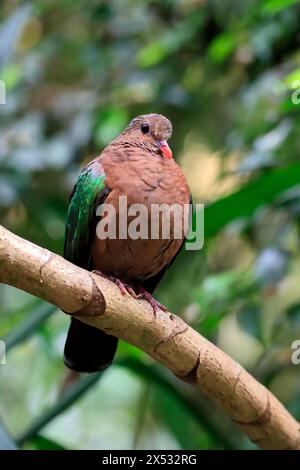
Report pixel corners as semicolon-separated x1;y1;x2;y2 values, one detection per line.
92;271;168;316
92;270;137;297
137;288;168;316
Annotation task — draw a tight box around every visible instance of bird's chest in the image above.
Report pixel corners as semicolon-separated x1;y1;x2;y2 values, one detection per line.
105;158;182;207
91;155;189;281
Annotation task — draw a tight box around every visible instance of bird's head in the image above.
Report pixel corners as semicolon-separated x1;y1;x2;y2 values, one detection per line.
121;113;173;159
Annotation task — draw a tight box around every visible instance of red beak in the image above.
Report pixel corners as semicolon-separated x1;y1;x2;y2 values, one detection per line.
157;140;173;159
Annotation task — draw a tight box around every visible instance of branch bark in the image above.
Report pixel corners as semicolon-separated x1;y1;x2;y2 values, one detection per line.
0;224;299;450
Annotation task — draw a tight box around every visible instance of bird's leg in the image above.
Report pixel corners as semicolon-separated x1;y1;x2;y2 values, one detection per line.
92;271;167;315
92;270;137;297
136;287;168;316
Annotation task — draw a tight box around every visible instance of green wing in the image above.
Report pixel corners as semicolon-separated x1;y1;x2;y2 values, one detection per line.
64;159;108;269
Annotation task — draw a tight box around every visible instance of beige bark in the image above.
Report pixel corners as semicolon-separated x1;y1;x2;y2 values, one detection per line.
0;224;299;450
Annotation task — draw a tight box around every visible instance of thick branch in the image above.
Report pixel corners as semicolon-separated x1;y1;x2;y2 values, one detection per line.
0;224;299;450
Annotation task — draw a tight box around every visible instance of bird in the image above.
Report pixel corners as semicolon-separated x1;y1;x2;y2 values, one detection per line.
63;113;191;373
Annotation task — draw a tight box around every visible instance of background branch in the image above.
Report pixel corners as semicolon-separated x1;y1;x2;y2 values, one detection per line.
0;224;299;450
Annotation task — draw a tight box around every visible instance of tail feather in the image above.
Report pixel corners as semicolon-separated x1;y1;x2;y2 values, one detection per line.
64;318;118;373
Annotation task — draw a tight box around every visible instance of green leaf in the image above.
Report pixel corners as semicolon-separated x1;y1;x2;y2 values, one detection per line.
137;41;169;68
95;108;128;146
26;435;66;450
237;305;261;340
4;303;56;351
152;387;218;449
1;64;21;89
208;32;237;63
137;12;202;68
204;164;300;239
262;0;299;14
286;303;300;328
16;373;101;446
192;270;253;333
283;69;300;88
119;358;238;449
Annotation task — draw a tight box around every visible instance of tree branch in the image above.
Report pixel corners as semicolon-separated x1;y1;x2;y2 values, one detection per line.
0;224;299;450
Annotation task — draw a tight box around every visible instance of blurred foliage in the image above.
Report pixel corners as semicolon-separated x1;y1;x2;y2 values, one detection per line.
1;0;300;450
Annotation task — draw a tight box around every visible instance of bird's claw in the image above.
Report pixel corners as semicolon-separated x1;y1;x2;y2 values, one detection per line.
114;278;137;297
92;270;137;298
92;271;167;316
137;288;168;316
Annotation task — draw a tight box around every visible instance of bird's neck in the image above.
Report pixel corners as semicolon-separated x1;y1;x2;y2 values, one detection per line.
110;137;159;158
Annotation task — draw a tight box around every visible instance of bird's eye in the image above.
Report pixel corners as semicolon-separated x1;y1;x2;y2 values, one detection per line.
141;123;150;134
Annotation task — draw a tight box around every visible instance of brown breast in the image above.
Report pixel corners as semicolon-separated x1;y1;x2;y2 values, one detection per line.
90;145;190;282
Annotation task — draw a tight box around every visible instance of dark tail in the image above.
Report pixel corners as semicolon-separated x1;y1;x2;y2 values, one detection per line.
64;318;118;373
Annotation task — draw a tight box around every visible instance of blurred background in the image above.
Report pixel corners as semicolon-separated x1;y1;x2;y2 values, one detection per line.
1;0;300;450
